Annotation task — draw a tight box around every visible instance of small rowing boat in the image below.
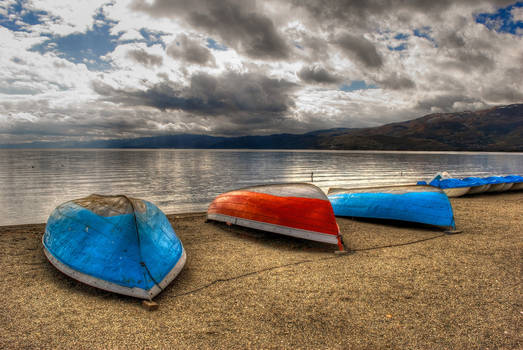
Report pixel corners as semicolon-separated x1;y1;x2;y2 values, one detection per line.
328;185;456;229
504;175;523;190
420;172;471;197
462;177;491;194
43;194;186;299
484;176;510;192
207;183;341;245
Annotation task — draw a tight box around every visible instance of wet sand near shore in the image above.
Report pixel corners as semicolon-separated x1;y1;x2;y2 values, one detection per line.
0;192;521;349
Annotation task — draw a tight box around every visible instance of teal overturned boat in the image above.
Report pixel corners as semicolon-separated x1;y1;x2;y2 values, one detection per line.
43;194;186;299
328;185;456;229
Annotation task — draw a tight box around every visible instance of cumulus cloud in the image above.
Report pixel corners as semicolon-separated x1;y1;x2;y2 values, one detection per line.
127;48;163;67
167;34;215;65
131;0;290;59
335;33;383;69
92;71;297;119
297;65;341;84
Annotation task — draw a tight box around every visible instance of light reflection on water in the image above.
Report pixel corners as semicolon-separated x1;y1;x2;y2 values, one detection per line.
0;149;522;226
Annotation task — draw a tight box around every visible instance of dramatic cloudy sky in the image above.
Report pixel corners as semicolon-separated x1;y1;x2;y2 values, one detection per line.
1;0;522;143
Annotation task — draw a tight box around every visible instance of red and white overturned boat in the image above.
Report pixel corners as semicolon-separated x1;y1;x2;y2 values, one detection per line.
207;183;341;245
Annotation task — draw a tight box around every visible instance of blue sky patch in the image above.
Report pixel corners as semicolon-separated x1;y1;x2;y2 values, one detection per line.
340;80;378;92
413;26;436;46
475;1;523;35
30;9;119;71
206;38;228;51
394;33;409;40
137;28;168;48
0;0;52;32
388;43;407;51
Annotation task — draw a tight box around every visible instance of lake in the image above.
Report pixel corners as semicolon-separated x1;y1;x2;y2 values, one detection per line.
0;149;522;226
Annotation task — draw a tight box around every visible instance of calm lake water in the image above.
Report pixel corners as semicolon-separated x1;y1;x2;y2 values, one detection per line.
0;149;522;226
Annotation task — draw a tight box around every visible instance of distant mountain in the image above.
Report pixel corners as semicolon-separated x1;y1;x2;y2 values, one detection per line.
317;104;523;151
2;104;522;151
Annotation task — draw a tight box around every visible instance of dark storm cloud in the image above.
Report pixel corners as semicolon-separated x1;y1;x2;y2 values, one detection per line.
440;32;466;49
377;73;415;90
126;49;163;67
483;86;523;103
131;0;290;59
336;33;383;68
167;34;215;65
293;0;516;28
452;51;494;73
92;71;296;117
298;65;341;84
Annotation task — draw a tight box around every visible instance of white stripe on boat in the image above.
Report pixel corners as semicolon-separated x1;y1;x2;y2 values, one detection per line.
207;213;338;244
43;243;186;300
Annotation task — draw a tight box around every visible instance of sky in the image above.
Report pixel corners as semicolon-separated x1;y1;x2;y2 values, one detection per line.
0;0;522;144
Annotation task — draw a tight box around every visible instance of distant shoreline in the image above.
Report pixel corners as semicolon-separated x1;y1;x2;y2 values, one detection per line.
1;147;522;154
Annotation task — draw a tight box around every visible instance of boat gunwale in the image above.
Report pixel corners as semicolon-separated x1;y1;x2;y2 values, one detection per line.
220;182;329;200
207;212;339;244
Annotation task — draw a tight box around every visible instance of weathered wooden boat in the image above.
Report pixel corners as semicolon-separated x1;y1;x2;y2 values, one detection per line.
505;175;523;190
328;185;456;229
484;176;509;192
462;177;491;194
207;183;341;245
43;194;186;299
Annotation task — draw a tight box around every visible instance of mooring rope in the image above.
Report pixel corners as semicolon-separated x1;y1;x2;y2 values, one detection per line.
169;233;447;299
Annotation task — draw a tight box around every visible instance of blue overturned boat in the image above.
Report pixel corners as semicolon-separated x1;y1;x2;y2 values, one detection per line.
328;185;456;229
43;194;186;299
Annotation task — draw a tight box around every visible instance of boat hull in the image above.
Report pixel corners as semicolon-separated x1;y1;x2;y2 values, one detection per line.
486;183;505;192
207;184;339;245
328;185;455;229
512;182;523;190
467;184;491;194
443;187;470;197
43;195;185;299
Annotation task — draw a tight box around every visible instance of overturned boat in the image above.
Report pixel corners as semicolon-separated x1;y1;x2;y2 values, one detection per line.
461;177;491;194
418;175;470;197
207;183;341;245
328;185;456;229
505;175;523;190
484;176;510;192
43;194;186;299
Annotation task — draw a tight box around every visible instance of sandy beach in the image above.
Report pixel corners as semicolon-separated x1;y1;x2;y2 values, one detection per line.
0;191;521;349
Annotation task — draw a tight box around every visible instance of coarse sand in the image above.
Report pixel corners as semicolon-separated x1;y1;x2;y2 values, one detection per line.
0;192;521;349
